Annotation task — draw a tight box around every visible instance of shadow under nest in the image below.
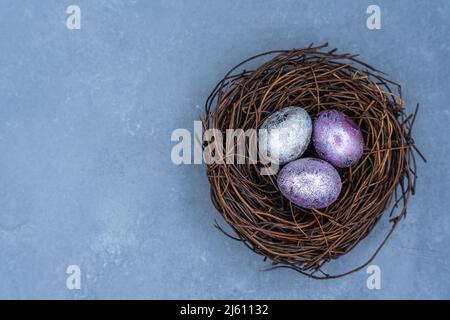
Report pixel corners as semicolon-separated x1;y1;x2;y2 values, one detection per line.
202;43;425;279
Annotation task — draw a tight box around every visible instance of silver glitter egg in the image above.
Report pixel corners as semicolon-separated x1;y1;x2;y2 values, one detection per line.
277;158;342;209
259;106;312;165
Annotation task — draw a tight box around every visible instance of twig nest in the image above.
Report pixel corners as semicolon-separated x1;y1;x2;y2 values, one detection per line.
259;106;312;165
313;109;364;168
203;44;421;279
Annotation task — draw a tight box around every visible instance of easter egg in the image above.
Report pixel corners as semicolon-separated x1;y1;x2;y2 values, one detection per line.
313;109;364;168
259;106;312;165
277;158;342;209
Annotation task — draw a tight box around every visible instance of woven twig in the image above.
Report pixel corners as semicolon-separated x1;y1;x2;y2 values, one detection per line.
203;44;424;279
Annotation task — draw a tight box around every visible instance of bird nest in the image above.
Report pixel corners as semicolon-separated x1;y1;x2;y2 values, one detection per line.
202;44;424;279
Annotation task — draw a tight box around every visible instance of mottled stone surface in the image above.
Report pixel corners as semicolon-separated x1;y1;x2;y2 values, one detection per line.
313;110;364;168
277;158;342;209
259;106;312;165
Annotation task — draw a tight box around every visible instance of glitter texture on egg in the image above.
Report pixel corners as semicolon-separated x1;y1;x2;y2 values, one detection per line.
277;158;342;209
313;109;364;168
259;106;312;165
204;45;421;278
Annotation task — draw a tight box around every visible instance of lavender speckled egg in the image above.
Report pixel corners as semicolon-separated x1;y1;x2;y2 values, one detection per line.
277;158;342;209
259;106;312;165
313;109;364;168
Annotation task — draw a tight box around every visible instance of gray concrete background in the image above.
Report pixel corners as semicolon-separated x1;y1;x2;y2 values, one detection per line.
0;0;449;299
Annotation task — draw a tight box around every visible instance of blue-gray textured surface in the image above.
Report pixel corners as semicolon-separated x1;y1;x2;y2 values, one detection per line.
0;0;449;299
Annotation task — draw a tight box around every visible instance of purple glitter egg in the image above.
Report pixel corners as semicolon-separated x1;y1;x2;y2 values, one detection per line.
277;158;342;209
313;109;364;168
